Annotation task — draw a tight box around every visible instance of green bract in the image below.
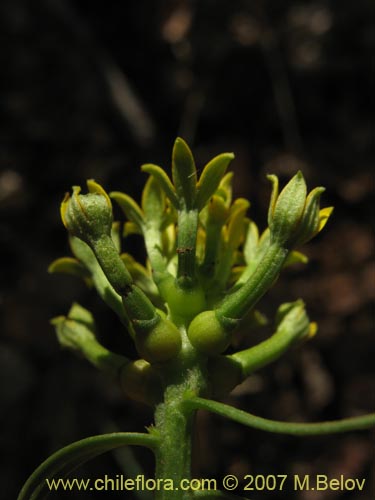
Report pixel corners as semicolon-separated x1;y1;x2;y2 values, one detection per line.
20;138;374;500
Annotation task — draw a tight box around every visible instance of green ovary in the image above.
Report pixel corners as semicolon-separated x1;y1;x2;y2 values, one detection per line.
187;310;231;355
135;318;182;363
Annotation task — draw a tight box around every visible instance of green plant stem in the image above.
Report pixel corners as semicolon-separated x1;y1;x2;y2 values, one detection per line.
76;335;128;378
229;322;305;378
184;397;375;435
69;236;130;329
216;242;288;325
176;208;199;286
90;235;159;325
154;339;207;499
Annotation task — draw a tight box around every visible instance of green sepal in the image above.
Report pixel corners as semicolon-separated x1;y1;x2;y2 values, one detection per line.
17;432;158;500
110;191;145;230
141;163;179;209
48;257;91;286
196;152;234;211
172;137;197;210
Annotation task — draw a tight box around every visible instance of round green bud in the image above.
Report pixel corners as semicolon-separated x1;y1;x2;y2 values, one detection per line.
135;318;182;363
187;310;231;355
119;359;162;405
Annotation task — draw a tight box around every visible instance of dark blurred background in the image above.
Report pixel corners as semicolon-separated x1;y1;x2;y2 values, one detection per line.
1;1;374;499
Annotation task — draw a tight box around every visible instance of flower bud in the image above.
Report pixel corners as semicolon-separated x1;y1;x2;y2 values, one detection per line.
275;299;312;341
51;303;127;377
267;171;307;246
267;172;333;248
61;180;113;243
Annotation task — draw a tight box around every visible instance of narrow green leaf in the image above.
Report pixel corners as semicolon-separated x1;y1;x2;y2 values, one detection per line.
226;199;250;250
172;137;197;209
216;171;234;205
196;153;234;211
17;432;158;500
141;163;179;209
184;397;375;435
110;191;145;229
48;257;91;284
141;176;165;225
243;221;259;265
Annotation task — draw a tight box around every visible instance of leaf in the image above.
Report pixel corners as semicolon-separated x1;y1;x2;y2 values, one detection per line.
172;137;197;210
110;191;144;229
17;432;158;500
196;153;234;211
243;221;259;265
141;163;179;209
226;199;250;250
185;397;375;435
141;176;165;225
48;257;91;285
215;171;234;209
